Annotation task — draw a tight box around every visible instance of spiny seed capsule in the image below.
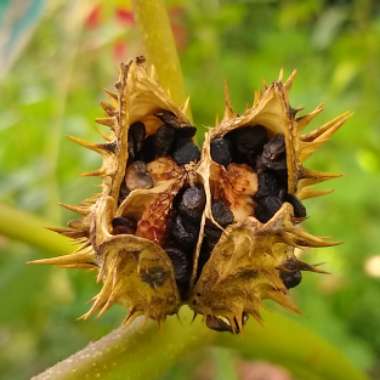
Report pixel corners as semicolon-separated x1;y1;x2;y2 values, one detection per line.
210;137;232;166
32;59;349;334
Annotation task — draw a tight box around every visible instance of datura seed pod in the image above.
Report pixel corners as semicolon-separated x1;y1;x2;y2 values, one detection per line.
31;58;351;333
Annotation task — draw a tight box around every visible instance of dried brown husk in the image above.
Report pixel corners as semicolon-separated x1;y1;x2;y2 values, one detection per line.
32;57;198;323
31;61;351;332
190;71;351;332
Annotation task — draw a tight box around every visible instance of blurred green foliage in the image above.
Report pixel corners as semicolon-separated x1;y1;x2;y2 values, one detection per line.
0;0;380;379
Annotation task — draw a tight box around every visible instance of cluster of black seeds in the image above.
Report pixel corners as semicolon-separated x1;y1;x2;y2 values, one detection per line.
210;125;306;223
197;199;234;279
112;110;204;299
165;186;206;298
129;110;200;165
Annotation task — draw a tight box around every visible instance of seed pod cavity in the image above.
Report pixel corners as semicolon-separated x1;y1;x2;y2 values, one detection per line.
191;71;349;332
32;63;350;332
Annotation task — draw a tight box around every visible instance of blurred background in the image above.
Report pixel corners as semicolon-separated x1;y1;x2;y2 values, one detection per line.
1;0;380;379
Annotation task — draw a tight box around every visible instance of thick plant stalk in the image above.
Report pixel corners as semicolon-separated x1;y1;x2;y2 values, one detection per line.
31;307;369;380
132;0;189;113
32;309;213;380
0;202;74;255
218;309;369;380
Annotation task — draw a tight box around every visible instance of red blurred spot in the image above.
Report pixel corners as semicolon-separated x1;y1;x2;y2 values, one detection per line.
169;6;188;50
85;4;102;29
116;7;134;25
113;40;127;61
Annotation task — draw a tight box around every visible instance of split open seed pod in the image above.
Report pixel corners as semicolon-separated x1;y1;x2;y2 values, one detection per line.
190;71;351;333
30;59;350;333
31;57;204;323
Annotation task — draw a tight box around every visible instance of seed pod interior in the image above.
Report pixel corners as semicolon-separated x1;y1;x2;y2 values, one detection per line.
31;60;350;333
191;73;350;333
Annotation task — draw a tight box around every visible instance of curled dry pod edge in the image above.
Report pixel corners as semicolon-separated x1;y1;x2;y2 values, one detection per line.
190;71;351;333
31;57;201;323
30;61;351;333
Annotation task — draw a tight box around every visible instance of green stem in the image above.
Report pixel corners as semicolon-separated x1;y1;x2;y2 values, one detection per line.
0;202;73;255
32;309;214;380
217;309;369;380
132;0;189;114
30;306;369;380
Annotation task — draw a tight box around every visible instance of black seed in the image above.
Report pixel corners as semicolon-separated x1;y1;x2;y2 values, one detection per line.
206;315;233;333
155;110;196;138
280;270;302;289
140;266;168;288
285;193;307;218
260;134;286;171
165;246;191;298
211;200;234;227
178;187;206;220
255;196;282;223
154;125;176;156
125;161;153;190
176;126;196;139
112;217;137;235
204;223;222;247
210;137;232;166
197;222;222;278
170;214;198;249
275;169;288;190
128;122;145;160
137;135;155;162
173;141;201;165
226;126;268;165
256;170;280;198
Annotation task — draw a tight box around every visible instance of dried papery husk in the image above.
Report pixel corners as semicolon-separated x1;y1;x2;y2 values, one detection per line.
30;61;350;332
191;71;350;332
31;57;199;322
